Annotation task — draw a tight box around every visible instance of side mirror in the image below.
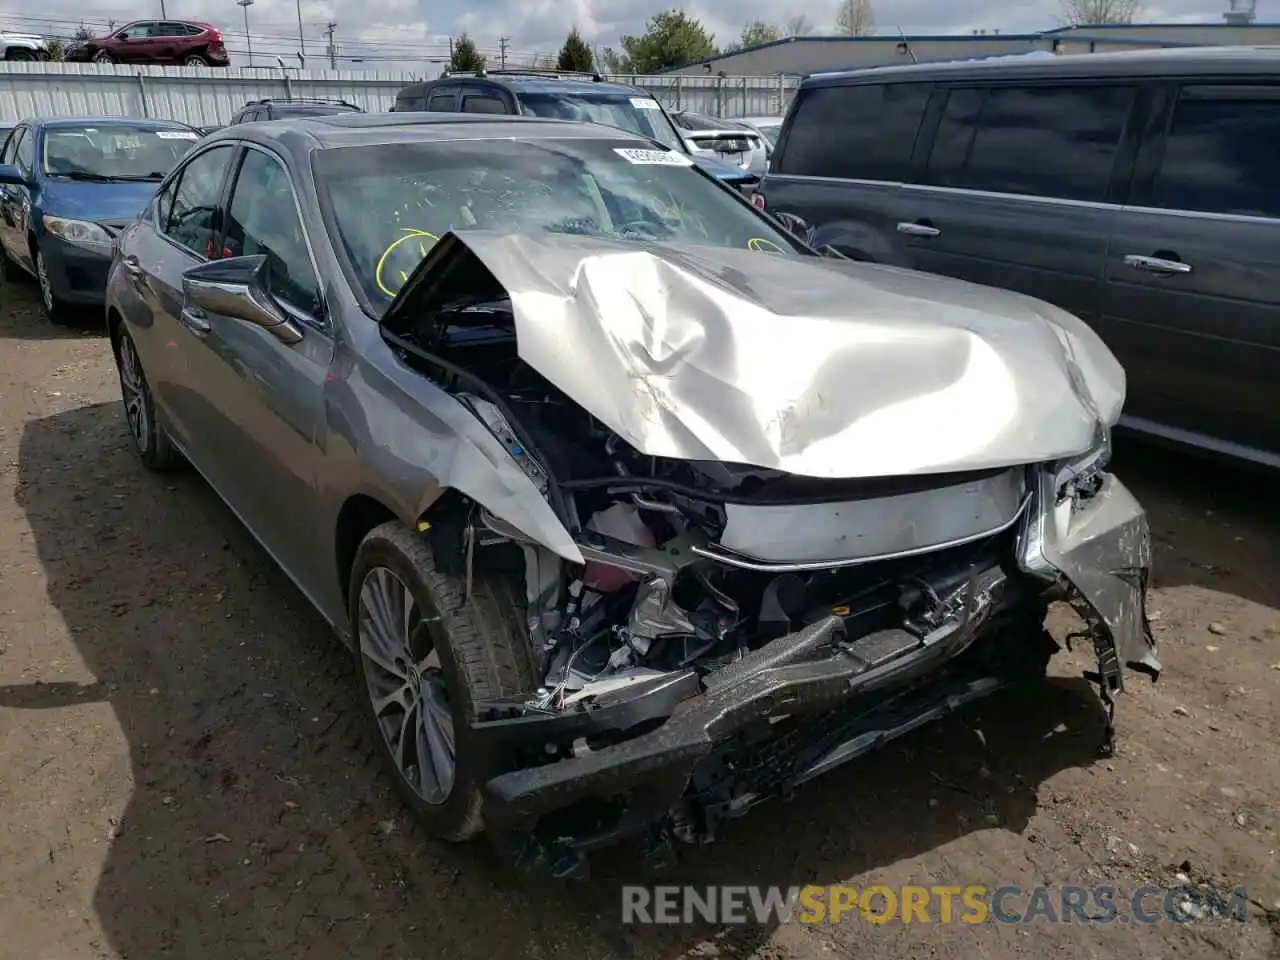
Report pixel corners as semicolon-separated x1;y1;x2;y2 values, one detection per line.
182;255;303;344
0;163;26;186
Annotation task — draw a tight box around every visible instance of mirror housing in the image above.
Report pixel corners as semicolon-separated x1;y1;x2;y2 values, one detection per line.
182;255;303;344
0;163;26;186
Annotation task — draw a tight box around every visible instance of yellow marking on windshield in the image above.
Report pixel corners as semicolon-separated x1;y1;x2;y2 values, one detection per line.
375;228;440;297
747;237;785;253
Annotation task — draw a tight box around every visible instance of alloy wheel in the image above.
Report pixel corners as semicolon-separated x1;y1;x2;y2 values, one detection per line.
357;566;455;805
117;334;150;452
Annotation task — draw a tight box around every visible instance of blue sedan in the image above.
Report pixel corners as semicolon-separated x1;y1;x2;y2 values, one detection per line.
0;116;199;324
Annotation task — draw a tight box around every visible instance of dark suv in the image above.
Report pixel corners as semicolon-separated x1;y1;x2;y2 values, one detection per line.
761;47;1280;469
230;98;364;124
393;70;760;194
66;20;229;66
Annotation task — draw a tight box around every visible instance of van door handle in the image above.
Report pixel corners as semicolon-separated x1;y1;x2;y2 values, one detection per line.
897;221;941;238
1124;254;1192;275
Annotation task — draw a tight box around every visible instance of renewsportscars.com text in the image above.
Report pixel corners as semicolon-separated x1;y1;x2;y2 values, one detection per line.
622;884;1251;926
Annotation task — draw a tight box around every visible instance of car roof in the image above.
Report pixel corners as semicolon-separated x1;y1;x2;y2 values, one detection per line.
33;116;195;130
404;74;650;97
206;111;658;152
804;45;1280;86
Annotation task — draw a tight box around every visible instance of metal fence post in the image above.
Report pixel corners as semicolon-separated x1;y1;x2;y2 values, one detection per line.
136;72;150;117
777;74;784;115
674;74;682;110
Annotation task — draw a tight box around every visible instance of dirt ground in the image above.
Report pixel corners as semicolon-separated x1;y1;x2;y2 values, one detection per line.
0;279;1276;960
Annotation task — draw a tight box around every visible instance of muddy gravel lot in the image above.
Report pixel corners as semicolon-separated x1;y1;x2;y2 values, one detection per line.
0;279;1277;960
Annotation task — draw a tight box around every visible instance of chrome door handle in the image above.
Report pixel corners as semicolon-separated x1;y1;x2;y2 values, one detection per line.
121;254;143;276
180;306;211;334
897;221;941;238
1124;254;1191;275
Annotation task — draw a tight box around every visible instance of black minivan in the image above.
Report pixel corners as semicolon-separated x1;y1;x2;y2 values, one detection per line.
761;47;1280;469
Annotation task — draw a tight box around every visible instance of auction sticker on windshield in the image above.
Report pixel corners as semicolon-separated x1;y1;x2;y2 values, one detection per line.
630;97;661;110
614;147;693;166
156;131;198;139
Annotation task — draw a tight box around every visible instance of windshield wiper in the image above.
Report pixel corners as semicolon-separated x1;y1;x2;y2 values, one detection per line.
105;173;167;181
48;171;117;182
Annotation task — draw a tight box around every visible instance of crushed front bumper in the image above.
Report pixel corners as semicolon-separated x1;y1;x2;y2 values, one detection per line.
474;470;1156;869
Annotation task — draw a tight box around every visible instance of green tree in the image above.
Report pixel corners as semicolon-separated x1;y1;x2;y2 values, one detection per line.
449;32;486;72
725;20;780;53
598;46;628;73
73;22;94;42
620;10;717;73
556;27;595;71
45;38;67;61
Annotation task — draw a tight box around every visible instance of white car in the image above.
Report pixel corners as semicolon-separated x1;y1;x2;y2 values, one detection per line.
0;30;49;61
670;109;768;175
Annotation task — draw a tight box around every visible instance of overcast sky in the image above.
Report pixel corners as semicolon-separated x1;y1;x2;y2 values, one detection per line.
0;0;1243;71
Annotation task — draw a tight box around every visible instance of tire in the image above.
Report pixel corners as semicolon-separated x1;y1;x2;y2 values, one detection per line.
93;50;115;64
0;247;24;284
350;521;537;841
34;246;72;326
183;53;208;66
113;326;181;471
5;49;36;62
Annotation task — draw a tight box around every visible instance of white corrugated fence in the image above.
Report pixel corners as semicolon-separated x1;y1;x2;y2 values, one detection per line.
0;62;798;125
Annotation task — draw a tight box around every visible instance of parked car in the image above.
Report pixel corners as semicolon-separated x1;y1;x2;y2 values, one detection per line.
104;111;1157;874
66;20;229;66
196;124;224;137
761;47;1280;470
393;70;762;194
0;30;49;61
0;116;200;323
670;109;769;174
229;98;363;124
731;115;784;149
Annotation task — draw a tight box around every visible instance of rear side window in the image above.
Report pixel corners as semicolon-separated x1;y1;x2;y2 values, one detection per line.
461;94;508;114
1149;86;1280;220
428;88;458;111
932;85;1134;203
778;82;930;181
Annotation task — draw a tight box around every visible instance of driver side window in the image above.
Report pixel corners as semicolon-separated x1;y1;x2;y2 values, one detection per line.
162;144;234;256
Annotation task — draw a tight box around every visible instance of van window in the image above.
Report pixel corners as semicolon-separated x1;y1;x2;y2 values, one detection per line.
934;85;1133;203
779;82;930;181
428;87;459;111
1149;86;1280;220
461;94;507;114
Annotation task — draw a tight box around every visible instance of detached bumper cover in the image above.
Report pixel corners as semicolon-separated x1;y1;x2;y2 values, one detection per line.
1018;472;1161;683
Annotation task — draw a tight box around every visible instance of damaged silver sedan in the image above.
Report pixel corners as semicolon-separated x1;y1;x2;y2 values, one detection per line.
104;113;1159;876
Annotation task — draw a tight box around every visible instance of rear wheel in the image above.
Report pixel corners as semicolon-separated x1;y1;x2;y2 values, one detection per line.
350;521;537;841
183;53;208;66
114;327;181;471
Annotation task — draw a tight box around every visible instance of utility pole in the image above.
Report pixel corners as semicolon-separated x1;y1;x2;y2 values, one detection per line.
324;21;337;69
237;0;256;67
296;0;306;66
499;36;509;68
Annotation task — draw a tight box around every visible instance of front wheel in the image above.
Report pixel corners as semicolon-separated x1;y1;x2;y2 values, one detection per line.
93;50;115;64
114;327;181;471
34;247;72;326
350;521;537;841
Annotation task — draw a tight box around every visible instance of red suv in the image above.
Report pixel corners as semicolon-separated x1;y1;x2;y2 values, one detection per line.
67;20;229;67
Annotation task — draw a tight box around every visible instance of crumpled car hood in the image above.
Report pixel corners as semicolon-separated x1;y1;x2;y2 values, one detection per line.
395;230;1126;478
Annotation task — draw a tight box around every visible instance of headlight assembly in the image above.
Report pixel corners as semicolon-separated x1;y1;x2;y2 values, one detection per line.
42;216;113;253
1053;426;1112;503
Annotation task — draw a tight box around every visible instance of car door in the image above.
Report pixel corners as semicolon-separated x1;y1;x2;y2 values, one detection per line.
5;128;38;274
895;82;1138;330
120;142;238;448
115;22;157;62
1101;82;1280;462
154;23;188;62
180;144;333;590
0;126;24;263
764;81;931;262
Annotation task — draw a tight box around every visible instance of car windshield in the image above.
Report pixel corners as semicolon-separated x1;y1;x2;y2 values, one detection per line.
517;91;685;152
42;125;199;180
314;136;801;309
